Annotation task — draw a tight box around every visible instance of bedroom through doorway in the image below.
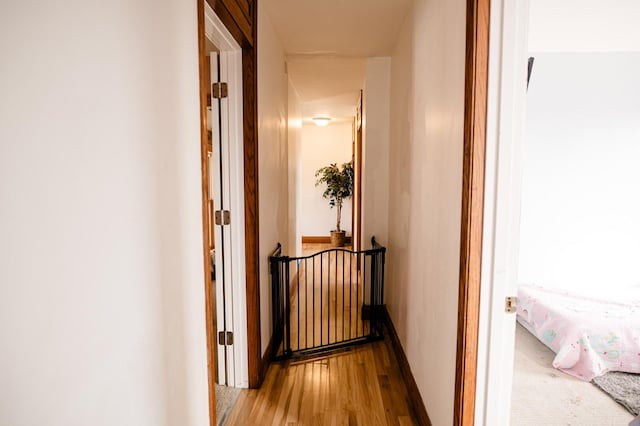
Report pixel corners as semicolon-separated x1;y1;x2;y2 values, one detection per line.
510;49;639;425
479;1;640;424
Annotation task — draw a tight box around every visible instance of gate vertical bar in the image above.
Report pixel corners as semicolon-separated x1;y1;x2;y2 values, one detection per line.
312;257;315;348
362;254;366;337
305;258;308;350
335;250;338;342
342;251;345;341
297;260;300;351
328;251;331;344
320;253;323;346
356;252;360;338
284;256;291;356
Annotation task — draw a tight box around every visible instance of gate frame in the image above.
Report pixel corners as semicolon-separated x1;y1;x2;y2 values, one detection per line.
269;237;386;360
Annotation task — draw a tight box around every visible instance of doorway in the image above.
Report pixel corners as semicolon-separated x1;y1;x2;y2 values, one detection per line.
460;0;640;424
202;0;249;408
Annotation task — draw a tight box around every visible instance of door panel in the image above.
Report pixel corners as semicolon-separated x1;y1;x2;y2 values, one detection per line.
210;52;236;387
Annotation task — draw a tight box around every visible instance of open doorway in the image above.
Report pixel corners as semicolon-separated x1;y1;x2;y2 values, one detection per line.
201;4;250;423
472;1;640;424
509;23;640;426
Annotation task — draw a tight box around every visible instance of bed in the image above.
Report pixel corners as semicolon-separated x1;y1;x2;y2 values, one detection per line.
517;284;640;381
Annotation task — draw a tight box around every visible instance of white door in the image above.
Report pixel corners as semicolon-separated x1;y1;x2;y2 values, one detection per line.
475;0;530;424
210;52;236;387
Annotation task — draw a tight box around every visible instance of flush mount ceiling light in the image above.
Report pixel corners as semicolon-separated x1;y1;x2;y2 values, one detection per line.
312;117;331;127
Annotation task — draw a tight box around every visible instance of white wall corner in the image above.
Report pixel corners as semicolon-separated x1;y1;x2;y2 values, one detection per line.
362;57;392;249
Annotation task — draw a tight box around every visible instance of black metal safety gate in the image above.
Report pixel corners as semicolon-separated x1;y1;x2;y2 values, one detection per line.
269;237;386;359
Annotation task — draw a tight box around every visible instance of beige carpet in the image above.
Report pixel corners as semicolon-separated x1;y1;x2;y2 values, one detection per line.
215;385;240;426
511;323;634;425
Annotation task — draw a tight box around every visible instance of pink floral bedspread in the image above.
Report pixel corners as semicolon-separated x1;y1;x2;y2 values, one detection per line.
517;284;640;381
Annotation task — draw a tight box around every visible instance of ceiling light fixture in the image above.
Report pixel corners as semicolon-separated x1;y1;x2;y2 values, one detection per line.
312;117;331;127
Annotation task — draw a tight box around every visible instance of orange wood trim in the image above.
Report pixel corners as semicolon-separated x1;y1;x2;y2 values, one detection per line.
351;118;355;241
301;236;353;244
355;91;363;253
382;307;432;426
242;42;262;388
204;0;253;47
218;0;253;45
197;0;217;424
454;0;490;424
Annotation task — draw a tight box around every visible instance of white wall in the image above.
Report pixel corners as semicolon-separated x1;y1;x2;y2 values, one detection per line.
0;1;209;425
518;52;640;293
288;80;303;256
387;0;466;424
299;123;353;237
257;2;289;354
361;57;391;248
528;0;640;53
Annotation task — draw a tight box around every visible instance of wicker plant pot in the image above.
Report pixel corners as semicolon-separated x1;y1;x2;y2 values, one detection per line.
330;230;346;247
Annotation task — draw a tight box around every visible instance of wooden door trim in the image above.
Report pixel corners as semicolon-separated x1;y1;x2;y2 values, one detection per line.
454;0;490;425
240;36;261;391
202;0;261;388
354;90;363;252
351;118;355;240
198;0;261;423
197;0;217;423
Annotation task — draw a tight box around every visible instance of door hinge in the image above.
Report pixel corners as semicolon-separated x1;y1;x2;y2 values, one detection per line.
212;82;228;99
218;331;234;346
505;296;518;314
214;210;231;225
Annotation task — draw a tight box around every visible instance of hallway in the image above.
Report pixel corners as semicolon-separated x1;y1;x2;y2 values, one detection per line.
225;335;418;425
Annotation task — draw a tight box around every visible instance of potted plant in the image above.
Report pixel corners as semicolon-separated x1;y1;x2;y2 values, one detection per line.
315;162;354;247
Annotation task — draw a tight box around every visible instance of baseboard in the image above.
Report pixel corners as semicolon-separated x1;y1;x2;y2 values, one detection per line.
382;306;432;426
261;330;281;381
301;235;352;244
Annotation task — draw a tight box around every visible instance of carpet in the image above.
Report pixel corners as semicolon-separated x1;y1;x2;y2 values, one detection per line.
512;323;633;424
215;385;241;425
592;372;640;416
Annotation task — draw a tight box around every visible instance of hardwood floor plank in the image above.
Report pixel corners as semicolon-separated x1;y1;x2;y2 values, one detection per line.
227;338;418;425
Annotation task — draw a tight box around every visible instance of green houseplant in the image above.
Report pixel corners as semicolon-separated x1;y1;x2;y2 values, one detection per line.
315;162;354;247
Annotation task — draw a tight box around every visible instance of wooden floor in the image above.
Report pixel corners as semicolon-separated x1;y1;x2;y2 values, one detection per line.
225;337;418;425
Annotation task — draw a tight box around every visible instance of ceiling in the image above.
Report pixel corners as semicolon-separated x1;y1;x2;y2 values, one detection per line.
287;56;365;124
263;0;412;57
264;0;412;124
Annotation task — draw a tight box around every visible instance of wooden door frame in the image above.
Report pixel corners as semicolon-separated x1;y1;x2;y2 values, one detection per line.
351;117;355;244
353;90;363;252
454;0;490;424
198;0;491;423
198;0;260;423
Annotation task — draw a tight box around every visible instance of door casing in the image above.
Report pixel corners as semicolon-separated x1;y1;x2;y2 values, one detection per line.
455;0;531;424
197;0;260;423
454;0;491;424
